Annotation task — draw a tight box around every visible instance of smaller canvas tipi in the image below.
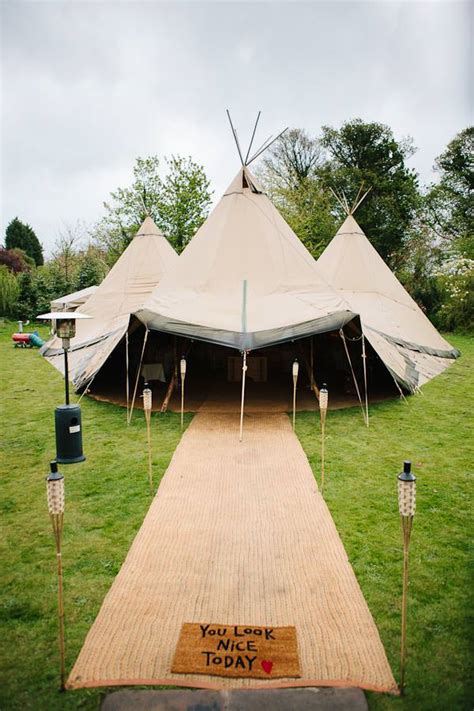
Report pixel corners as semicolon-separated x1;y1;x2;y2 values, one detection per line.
317;214;459;391
41;217;178;390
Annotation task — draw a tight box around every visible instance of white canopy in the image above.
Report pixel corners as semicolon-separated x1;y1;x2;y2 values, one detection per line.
50;285;98;312
317;215;459;390
41;217;178;389
136;168;354;349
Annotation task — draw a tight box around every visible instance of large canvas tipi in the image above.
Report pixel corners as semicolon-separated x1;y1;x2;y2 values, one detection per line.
42;217;178;390
317;214;459;391
136;167;354;349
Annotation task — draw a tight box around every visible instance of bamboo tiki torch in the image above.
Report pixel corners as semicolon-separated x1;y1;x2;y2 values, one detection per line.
319;384;328;493
180;356;186;431
46;461;66;691
143;382;153;496
292;359;299;431
397;460;417;696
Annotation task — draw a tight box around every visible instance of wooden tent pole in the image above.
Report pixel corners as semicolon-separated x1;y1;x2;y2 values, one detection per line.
297;340;320;401
161;339;193;414
160;372;176;413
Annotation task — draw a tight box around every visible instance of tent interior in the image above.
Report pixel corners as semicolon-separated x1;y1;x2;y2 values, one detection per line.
84;317;400;413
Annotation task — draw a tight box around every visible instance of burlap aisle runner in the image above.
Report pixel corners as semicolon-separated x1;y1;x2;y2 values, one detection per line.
67;412;397;693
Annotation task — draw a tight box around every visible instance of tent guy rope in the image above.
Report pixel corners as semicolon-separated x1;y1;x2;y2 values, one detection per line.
339;328;367;425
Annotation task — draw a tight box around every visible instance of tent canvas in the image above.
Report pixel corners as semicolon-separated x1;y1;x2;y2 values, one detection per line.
317;215;459;391
136;167;355;351
41;217;178;391
50;285;98;312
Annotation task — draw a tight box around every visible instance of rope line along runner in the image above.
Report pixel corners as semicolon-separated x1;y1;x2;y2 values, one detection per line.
67;412;397;694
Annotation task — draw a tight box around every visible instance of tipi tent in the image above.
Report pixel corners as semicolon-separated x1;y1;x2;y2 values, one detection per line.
41;217;178;391
317;214;459;391
136;167;354;350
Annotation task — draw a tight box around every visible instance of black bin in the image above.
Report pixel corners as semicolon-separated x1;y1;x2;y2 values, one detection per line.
55;404;85;464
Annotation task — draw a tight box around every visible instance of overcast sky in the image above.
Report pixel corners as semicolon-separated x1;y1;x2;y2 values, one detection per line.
1;0;472;254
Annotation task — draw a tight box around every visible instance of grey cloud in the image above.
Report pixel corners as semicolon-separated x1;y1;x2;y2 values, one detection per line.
1;1;471;253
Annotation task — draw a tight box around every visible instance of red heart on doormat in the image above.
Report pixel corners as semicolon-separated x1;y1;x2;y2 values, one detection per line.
261;660;273;674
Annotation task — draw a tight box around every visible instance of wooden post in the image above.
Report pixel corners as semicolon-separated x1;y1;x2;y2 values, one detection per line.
239;351;248;442
297;340;320;401
160;372;176;413
292;359;299;431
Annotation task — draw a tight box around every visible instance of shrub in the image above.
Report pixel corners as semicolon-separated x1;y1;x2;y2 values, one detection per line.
433;256;474;331
0;265;20;317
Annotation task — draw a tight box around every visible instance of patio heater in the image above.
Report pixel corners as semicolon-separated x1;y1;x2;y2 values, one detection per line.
180;356;186;431
292;359;299;431
319;384;328;493
143;382;153;496
398;460;417;695
46;460;66;691
38;312;90;464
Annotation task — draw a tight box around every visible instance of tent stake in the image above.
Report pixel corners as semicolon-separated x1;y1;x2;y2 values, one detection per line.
239;351;248;442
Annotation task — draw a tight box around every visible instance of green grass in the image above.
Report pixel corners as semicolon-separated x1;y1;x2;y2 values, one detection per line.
0;321;472;710
296;334;473;711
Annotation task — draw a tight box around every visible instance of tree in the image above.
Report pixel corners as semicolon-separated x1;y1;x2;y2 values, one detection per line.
260;128;322;190
256;129;335;256
52;223;84;290
93;155;212;261
157;156;212;252
396;216;445;316
5;217;44;266
0;266;20;317
264;176;336;258
34;261;70;315
0;248;35;273
15;270;38;320
75;247;108;289
319;119;420;268
424;127;474;258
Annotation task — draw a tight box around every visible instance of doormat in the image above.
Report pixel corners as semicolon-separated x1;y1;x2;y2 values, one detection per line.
171;623;301;679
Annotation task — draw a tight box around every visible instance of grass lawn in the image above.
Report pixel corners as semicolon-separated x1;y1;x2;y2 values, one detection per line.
0;321;472;710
